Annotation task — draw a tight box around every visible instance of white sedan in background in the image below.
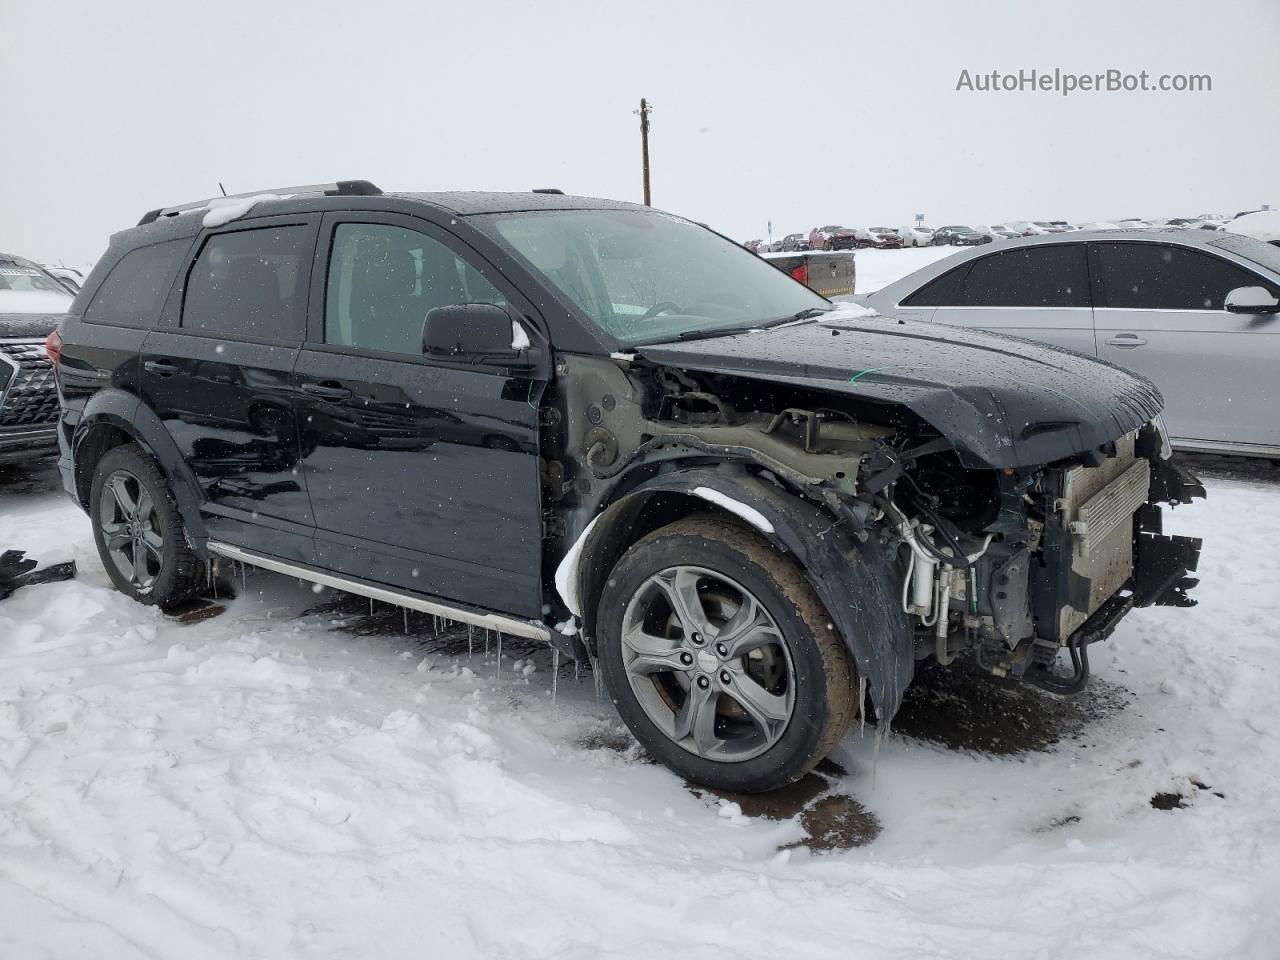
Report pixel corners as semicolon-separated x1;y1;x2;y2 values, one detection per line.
975;225;1022;240
858;229;1280;459
897;226;934;247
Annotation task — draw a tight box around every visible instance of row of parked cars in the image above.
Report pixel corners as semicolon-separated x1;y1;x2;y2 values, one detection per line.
746;211;1268;254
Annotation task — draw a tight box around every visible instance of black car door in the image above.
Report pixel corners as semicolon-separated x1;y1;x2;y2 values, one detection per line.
139;215;320;563
293;212;548;618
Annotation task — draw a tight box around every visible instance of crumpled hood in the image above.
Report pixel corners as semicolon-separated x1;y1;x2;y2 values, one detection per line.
636;307;1163;469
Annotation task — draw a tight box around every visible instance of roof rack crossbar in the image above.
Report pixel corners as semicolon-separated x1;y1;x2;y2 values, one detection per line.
138;180;381;226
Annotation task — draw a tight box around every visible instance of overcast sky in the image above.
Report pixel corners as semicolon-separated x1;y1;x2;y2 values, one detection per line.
3;0;1277;264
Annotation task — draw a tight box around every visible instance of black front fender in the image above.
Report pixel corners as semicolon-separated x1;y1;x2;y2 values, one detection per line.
574;466;913;720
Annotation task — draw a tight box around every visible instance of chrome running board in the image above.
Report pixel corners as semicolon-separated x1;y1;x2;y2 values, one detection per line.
206;540;552;642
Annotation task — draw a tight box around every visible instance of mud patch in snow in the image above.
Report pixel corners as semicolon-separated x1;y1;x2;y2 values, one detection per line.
891;658;1132;755
577;726;654;764
791;794;882;851
164;598;229;625
697;760;882;852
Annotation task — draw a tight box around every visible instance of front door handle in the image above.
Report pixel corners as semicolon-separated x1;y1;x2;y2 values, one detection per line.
301;381;352;400
1105;334;1148;348
143;360;179;375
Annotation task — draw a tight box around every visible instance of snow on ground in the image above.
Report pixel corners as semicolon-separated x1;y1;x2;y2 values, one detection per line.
854;245;958;294
2;458;1280;959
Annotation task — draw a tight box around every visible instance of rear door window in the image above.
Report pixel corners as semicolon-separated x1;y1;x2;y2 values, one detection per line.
902;245;1089;307
960;245;1090;307
84;239;188;327
1093;241;1270;310
182;226;311;340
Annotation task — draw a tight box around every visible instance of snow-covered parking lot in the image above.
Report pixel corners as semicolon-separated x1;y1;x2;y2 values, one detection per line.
2;454;1278;959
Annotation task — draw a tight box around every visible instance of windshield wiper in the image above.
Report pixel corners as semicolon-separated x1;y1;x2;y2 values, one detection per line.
656;308;833;344
769;307;832;326
672;325;760;341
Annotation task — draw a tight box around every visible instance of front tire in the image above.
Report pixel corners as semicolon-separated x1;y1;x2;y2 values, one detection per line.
596;517;855;793
90;444;201;609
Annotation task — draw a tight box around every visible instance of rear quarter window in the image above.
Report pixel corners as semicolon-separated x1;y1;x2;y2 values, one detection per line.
82;239;189;327
901;263;970;306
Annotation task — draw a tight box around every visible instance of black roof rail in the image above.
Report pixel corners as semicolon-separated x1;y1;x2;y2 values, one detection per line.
532;187;564;195
138;180;382;226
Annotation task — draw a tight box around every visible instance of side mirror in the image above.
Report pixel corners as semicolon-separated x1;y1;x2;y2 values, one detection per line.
1224;285;1280;314
422;303;532;364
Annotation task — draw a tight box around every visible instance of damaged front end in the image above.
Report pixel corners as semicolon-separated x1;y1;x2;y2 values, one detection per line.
547;351;1204;725
877;420;1204;698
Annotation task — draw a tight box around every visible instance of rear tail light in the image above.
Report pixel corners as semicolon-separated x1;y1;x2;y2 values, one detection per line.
790;263;809;286
45;329;63;366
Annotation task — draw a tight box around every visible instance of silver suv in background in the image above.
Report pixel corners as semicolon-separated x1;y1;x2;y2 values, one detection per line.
860;230;1280;460
0;251;73;464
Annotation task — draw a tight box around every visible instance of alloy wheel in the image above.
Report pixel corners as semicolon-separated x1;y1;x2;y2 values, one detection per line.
619;565;796;762
99;469;164;592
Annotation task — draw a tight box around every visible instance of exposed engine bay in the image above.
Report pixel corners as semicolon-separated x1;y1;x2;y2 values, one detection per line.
543;353;1205;716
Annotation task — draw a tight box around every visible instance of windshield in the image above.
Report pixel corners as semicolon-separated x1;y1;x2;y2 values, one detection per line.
0;262;67;295
1210;233;1280;276
481;209;830;344
870;227;894;233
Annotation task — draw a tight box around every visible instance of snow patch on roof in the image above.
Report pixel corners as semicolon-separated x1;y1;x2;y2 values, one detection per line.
201;194;291;228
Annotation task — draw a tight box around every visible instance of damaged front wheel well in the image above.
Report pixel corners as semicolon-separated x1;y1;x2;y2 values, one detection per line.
575;490;776;655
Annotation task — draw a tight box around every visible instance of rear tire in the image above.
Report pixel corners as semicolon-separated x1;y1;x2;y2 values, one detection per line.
596;517;855;793
90;444;201;609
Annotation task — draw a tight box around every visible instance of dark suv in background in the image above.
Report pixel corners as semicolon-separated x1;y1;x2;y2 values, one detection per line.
52;181;1203;793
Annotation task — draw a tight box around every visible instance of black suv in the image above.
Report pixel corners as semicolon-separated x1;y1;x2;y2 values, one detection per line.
54;182;1204;792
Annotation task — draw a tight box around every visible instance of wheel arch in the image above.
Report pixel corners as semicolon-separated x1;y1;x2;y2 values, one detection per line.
573;465;914;720
73;389;208;544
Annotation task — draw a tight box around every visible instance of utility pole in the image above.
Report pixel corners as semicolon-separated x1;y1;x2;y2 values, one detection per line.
637;98;652;206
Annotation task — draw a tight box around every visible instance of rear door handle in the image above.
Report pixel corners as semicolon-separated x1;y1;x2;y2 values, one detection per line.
1105;334;1148;348
143;360;179;375
301;381;352;400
